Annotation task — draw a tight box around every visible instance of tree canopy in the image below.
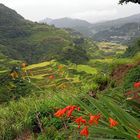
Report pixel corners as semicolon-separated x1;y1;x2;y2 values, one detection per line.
119;0;140;4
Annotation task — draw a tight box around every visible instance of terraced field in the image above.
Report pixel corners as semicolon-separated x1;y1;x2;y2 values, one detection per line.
25;60;98;89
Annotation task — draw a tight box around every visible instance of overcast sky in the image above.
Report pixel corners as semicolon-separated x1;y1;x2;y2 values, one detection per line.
0;0;140;23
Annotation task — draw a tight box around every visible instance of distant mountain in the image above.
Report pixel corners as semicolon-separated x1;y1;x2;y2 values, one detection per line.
91;13;140;33
40;17;93;36
91;14;140;43
41;14;140;43
41;17;53;24
93;23;140;44
41;17;91;28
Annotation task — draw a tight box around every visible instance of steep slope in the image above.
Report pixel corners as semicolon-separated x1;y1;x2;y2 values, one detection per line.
0;4;25;25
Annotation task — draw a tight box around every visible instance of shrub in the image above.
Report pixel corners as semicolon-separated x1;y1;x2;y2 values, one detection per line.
123;65;140;90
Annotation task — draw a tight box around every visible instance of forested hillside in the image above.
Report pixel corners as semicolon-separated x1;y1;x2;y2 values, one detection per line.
0;4;96;64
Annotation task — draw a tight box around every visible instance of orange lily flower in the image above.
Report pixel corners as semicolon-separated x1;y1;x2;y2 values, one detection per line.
89;114;101;125
134;82;140;88
54;108;67;118
109;118;119;128
80;126;89;137
67;106;76;117
54;105;80;118
75;116;86;128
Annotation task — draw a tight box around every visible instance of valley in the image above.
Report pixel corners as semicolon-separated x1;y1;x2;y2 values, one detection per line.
0;2;140;140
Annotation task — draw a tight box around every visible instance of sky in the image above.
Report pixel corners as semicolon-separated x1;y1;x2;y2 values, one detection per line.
0;0;140;23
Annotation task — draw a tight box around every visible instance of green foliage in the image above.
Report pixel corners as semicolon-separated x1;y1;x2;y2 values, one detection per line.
59;45;89;64
55;91;140;139
123;38;140;57
123;65;140;90
0;73;33;103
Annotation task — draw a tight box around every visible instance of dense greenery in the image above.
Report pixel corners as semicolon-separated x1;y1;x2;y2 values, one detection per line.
0;50;140;139
0;4;94;64
0;3;140;140
123;38;140;57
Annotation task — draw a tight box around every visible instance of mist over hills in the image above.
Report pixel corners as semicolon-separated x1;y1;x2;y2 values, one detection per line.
41;17;91;28
41;13;140;43
41;17;93;36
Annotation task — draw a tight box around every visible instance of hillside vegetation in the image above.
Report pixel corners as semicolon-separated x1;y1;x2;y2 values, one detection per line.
0;3;140;140
0;4;94;64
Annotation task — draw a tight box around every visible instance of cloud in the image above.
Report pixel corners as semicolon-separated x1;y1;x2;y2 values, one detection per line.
0;0;140;22
71;9;118;23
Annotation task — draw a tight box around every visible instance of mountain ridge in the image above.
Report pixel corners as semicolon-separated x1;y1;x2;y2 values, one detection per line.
41;13;140;43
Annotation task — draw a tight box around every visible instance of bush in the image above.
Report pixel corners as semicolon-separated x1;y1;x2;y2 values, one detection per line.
123;65;140;90
123;38;140;57
0;74;33;103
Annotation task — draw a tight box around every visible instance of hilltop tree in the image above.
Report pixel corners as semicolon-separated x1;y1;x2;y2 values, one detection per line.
119;0;140;4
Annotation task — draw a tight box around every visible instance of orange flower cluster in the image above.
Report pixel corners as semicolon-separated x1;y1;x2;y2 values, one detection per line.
75;116;86;128
54;105;120;138
89;114;101;125
134;82;140;88
125;82;140;101
54;105;80;118
74;114;101;138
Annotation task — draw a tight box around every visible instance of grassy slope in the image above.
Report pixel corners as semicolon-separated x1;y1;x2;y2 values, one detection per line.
0;53;140;139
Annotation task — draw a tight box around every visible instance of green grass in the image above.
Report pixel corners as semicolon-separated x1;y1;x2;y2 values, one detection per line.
0;70;8;73
76;65;97;74
27;61;52;70
0;87;81;140
0;49;140;139
89;58;113;64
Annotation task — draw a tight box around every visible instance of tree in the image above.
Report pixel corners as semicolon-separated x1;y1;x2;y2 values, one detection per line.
119;0;140;4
